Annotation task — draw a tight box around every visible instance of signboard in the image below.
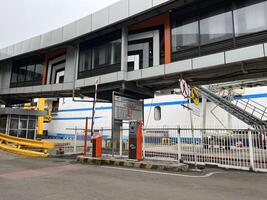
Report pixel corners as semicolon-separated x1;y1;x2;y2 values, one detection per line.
113;95;143;121
190;87;200;105
179;78;190;98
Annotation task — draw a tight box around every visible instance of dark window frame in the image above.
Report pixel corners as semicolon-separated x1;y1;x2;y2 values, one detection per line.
171;0;267;62
78;30;122;79
10;55;44;88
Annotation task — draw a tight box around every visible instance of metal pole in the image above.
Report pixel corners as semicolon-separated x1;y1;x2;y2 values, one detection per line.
177;126;181;163
189;99;197;168
119;126;123;157
142;129;146;160
248;129;255;171
84;117;88;156
91;80;98;137
74;126;77;153
112;92;115;157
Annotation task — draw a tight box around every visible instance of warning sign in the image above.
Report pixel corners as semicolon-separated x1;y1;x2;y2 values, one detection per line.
190;87;199;105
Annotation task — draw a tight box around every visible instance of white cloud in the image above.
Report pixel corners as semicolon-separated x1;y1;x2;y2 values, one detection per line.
0;0;120;48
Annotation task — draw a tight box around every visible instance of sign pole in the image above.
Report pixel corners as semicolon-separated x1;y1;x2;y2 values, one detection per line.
91;80;98;137
112;92;115;157
83;117;88;156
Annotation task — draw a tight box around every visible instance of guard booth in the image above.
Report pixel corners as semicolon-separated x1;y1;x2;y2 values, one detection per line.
0;107;46;139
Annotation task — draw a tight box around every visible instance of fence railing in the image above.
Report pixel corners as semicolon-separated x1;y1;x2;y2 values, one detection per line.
50;127;267;172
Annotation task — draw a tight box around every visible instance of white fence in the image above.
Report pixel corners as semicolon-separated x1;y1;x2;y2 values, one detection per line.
143;128;267;172
50;127;267;172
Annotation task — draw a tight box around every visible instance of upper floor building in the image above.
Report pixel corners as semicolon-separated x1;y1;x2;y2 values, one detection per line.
1;0;267;104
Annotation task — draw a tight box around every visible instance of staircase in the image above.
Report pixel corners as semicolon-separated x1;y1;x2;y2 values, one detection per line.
197;86;267;128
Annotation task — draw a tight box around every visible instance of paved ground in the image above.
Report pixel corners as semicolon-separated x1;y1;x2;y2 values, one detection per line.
0;150;267;200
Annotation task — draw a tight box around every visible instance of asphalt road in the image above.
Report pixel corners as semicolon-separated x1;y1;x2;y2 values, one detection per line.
0;150;267;200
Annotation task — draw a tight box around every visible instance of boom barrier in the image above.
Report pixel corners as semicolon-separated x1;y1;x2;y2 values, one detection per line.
0;133;55;157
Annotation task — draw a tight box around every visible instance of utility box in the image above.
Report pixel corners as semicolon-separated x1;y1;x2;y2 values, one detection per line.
128;120;142;161
92;134;102;158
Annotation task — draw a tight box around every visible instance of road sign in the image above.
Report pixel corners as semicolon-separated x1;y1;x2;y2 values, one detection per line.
179;79;190;98
191;87;199;105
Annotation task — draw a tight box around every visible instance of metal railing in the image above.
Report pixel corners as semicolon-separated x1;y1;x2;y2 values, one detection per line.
142;127;267;172
55;126;267;172
223;90;267;121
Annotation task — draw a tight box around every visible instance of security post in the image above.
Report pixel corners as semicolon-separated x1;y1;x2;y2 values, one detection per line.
129;120;143;161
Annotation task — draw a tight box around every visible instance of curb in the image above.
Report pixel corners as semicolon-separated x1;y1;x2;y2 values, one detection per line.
77;156;189;172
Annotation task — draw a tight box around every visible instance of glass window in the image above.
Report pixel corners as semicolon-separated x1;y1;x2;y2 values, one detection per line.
154;106;161;121
28;120;35;130
171;21;199;52
111;40;122;64
10;118;18;129
34;64;43;81
79;49;92;72
11;67;18;83
27;130;35;139
19;119;27;129
9;130;18;137
78;32;121;75
94;43;112;68
0;116;7;129
200;12;233;45
234;2;267;36
18;130;27;138
26;65;35;81
18;66;26;82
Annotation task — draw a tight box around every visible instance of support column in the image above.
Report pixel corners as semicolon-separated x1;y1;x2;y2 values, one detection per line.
121;27;128;72
37;98;45;136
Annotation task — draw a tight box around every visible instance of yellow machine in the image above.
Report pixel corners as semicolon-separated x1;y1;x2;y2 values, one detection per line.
24;98;59;136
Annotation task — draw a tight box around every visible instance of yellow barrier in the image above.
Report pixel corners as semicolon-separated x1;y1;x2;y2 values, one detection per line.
0;133;55;158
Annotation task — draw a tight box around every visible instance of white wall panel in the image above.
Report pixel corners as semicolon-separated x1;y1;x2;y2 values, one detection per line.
127;70;142;81
109;0;129;24
92;8;109;31
226;44;264;63
165;59;192;74
77;15;92;36
63;22;78;42
193;53;225;69
129;0;152;16
152;0;170;7
30;36;41;51
142;65;164;79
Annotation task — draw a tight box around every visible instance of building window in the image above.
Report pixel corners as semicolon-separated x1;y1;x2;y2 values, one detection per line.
234;1;267;37
154;106;161;121
10;56;44;88
200;12;233;45
78;31;121;79
172;21;199;52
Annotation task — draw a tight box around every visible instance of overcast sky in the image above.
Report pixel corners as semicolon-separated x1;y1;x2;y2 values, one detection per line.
0;0;120;48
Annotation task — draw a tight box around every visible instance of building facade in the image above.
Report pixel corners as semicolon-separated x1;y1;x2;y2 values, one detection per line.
0;0;267;104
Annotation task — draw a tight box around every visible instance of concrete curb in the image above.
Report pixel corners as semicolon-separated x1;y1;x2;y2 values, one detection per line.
77;156;189;172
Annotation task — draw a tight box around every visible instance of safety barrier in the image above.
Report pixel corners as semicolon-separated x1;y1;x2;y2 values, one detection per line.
143;128;267;172
62;126;267;172
0;133;55;157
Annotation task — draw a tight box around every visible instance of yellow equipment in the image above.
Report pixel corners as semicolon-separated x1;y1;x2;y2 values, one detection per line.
0;133;55;157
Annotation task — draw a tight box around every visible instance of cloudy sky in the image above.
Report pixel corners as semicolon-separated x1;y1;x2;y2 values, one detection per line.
0;0;120;48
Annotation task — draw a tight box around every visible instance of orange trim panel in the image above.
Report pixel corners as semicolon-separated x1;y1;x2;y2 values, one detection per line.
129;13;171;64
